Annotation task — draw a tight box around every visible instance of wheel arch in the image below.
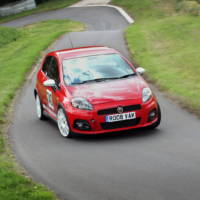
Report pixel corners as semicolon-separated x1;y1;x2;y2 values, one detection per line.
57;103;66;114
34;88;38;99
57;103;73;129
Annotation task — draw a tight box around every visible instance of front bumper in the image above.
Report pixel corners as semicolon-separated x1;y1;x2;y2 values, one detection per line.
66;97;159;134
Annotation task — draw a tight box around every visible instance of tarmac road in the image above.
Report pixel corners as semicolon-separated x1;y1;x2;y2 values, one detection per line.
7;5;200;200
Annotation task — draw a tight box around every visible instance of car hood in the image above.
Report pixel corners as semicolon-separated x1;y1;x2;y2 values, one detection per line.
67;77;145;105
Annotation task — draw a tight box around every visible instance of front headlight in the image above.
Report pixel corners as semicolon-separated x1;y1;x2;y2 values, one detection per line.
142;88;152;103
71;97;93;110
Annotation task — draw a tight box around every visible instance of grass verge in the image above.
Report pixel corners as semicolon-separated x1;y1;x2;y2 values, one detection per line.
0;0;80;24
0;19;84;200
112;0;200;115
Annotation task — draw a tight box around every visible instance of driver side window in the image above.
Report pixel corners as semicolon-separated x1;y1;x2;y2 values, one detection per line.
42;56;52;75
42;56;60;85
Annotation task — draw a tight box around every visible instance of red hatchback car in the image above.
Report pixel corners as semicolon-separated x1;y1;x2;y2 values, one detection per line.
34;46;161;137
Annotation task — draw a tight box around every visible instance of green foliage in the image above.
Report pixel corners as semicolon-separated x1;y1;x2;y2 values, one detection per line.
176;0;200;15
0;19;84;200
177;0;200;3
0;156;55;200
0;133;4;153
0;26;21;47
112;0;175;21
0;0;18;6
35;0;45;5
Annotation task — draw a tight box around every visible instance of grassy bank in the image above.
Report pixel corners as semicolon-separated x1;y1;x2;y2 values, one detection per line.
112;0;200;114
0;0;80;24
0;19;84;200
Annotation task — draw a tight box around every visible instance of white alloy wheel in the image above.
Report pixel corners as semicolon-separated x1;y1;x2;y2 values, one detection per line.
57;108;71;137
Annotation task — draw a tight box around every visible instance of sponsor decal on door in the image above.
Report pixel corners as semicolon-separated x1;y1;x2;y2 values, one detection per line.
46;89;54;109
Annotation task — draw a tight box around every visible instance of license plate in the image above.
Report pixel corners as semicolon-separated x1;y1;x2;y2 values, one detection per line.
105;112;136;122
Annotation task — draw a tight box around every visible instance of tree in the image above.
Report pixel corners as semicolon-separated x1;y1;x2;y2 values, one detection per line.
0;0;22;6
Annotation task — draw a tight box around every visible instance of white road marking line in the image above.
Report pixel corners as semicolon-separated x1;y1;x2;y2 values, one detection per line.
70;4;134;24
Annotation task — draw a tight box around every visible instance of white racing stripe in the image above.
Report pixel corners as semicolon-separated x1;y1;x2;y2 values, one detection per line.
56;46;110;55
43;104;57;118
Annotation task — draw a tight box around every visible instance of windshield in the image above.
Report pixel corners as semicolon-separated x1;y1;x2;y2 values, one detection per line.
62;53;135;85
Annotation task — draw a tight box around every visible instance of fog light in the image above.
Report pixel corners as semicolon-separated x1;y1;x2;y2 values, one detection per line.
74;120;91;131
148;109;157;122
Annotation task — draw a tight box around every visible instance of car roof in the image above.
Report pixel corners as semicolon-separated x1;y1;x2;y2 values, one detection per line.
49;46;119;60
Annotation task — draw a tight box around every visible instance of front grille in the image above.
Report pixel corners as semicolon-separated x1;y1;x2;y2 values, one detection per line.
98;105;141;115
101;118;141;130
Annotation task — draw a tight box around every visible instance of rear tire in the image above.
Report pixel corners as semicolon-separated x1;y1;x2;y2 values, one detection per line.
148;103;161;129
35;94;46;120
57;108;74;138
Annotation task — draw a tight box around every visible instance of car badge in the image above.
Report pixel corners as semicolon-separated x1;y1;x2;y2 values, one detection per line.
117;106;123;114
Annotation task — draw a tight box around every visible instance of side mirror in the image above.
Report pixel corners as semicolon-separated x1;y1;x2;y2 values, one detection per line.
136;67;145;75
43;79;56;87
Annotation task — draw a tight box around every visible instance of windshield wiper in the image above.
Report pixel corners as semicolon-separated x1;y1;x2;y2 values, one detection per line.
78;77;120;84
118;73;136;79
76;74;136;85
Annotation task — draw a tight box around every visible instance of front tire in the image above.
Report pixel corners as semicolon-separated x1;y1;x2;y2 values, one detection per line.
57;108;73;138
35;94;46;120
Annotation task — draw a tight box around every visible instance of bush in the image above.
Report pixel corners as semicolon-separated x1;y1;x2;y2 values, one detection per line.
176;0;200;15
0;26;20;47
176;0;200;4
0;0;19;7
35;0;46;5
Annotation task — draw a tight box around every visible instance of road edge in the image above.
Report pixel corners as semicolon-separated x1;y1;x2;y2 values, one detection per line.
70;4;134;24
